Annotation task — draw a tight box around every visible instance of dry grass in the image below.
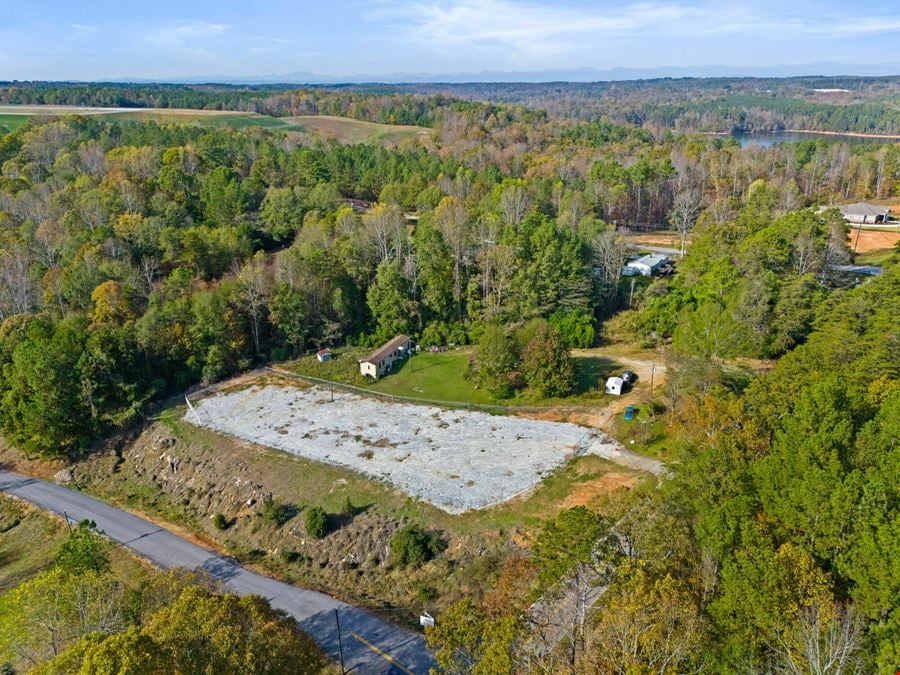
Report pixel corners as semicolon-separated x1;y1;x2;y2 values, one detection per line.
287;115;432;146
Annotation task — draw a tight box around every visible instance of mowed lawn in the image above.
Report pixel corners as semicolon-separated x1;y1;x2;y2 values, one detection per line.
287;115;432;145
288;348;623;407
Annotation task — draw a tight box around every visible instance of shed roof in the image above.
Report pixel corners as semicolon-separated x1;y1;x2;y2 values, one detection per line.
628;253;669;268
839;202;891;217
363;335;411;365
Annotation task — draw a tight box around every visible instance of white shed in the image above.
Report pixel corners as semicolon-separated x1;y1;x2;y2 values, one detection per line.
605;376;625;396
624;253;670;277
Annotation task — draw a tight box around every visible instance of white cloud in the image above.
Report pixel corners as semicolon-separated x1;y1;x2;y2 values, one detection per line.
70;24;100;33
141;20;234;50
367;0;900;61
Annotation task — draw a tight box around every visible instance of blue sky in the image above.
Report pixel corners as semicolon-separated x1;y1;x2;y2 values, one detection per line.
2;0;900;80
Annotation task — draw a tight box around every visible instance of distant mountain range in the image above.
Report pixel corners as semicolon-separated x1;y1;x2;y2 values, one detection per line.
114;62;900;85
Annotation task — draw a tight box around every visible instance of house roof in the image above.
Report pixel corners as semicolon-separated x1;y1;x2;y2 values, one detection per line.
627;253;669;268
363;335;411;365
839;202;891;217
317;348;331;356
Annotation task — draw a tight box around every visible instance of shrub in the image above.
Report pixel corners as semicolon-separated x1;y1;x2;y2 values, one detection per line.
260;497;290;527
212;513;229;530
342;496;355;516
305;507;328;539
280;550;306;564
55;520;110;574
549;309;596;348
390;525;441;567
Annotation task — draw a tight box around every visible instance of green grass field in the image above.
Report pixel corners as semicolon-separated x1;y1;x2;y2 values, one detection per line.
287;347;623;408
0;114;31;134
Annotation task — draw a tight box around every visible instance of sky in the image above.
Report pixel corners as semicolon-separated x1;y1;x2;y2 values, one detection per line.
2;0;900;81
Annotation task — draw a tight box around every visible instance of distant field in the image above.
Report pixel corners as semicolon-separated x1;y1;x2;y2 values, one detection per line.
286;115;432;145
0;105;304;132
0;114;30;133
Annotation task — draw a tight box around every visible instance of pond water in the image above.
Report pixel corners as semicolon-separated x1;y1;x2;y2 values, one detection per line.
733;131;900;148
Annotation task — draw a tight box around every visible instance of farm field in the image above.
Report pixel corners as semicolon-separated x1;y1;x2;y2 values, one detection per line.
0;114;31;133
285;115;432;145
186;380;644;513
0;105;303;131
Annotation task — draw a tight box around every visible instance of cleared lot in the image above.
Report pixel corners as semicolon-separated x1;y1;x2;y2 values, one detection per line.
187;383;627;514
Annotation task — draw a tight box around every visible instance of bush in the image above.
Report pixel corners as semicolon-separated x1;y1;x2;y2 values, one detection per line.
549;309;596;348
260;497;290;527
305;507;328;539
55;520;110;574
280;550;306;564
212;513;229;530
342;496;355;516
390;525;442;567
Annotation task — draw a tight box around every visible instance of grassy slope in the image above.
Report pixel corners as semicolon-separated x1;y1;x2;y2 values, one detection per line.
0;410;644;620
0;496;149;594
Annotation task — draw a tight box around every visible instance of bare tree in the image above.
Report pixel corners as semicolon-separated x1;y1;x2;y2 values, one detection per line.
0;245;37;319
499;183;531;227
770;603;864;675
590;229;628;312
237;252;271;357
434;196;472;305
139;255;160;297
363;203;406;265
669;189;701;258
77;140;107;179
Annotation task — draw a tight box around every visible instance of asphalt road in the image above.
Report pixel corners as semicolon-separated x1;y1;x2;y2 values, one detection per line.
0;470;436;675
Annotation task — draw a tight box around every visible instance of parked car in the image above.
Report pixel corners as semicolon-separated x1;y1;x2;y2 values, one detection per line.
624;405;636;421
622;370;638;384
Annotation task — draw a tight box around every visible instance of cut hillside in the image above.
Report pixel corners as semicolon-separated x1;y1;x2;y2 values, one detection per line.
0;406;646;620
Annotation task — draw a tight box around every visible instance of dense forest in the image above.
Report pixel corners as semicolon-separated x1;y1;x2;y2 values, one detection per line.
4;75;900;133
0;86;897;672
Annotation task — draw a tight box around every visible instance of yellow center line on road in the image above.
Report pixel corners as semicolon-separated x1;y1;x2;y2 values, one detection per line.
350;632;416;675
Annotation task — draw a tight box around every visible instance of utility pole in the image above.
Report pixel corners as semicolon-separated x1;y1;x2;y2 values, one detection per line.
853;223;862;254
649;364;656;399
334;609;345;674
629;277;636;308
63;511;72;533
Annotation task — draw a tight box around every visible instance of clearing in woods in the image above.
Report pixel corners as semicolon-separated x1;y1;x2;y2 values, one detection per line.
186;380;637;514
286;115;432;145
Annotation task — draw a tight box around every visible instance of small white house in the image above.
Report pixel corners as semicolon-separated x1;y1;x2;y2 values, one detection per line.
359;335;412;378
838;203;891;225
316;349;332;362
623;254;670;277
605;376;625;396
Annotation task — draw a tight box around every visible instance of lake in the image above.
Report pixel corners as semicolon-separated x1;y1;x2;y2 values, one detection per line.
733;131;900;148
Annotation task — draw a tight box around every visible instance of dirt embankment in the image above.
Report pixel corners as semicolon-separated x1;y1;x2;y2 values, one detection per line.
0;422;510;619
